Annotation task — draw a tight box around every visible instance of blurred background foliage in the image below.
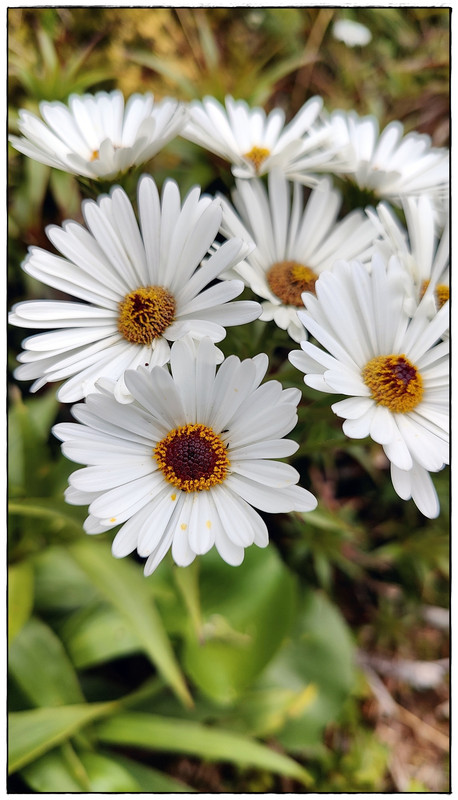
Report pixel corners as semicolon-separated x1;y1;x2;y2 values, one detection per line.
8;7;449;793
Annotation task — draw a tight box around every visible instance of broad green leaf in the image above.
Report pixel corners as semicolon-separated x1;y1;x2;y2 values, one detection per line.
21;746;160;792
182;545;297;703
223;684;318;740
8;702;118;773
20;748;85;792
260;589;355;751
33;546;97;612
9;617;84;708
95;712;312;786
60;602;140;669
8;561;34;644
69;540;193;708
103;753;195;793
78;752;141;792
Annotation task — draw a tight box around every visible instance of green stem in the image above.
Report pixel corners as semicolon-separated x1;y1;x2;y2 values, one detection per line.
173;559;204;643
120;677;166;710
60;741;91;791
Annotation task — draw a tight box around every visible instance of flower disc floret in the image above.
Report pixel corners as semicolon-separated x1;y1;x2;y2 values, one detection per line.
420;280;449;310
244;146;270;173
362;354;423;413
118;286;176;344
435;285;450;308
267;261;318;306
154;423;230;492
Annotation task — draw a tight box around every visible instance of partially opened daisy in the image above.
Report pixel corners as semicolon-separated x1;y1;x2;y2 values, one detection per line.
181;94;332;180
219;170;377;342
288;109;449;208
9;175;260;402
367;196;449;319
288;254;449;518
9;90;187;180
53;336;317;574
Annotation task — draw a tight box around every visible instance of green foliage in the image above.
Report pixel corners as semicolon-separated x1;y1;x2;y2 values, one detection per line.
181;546;297;704
8;13;113;105
95;712;313;785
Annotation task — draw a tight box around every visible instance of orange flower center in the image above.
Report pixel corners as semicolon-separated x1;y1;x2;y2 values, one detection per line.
267;261;319;306
420;279;449;309
362;354;423;413
244;146;270;173
118;286;176;345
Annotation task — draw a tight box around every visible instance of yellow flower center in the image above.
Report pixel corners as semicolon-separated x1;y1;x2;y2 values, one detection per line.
244;146;270;173
420;279;449;309
90;149;100;161
362;354;424;413
154;423;230;492
266;261;319;306
118;286;176;345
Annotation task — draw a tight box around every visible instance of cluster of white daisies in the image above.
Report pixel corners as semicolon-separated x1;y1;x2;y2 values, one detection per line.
9;90;449;574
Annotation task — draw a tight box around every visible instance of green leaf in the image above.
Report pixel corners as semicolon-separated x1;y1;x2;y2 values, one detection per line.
8;702;118;773
108;753;196;793
9;617;85;708
36;28;59;76
33;546;98;612
69;540;193;708
49;170;81;218
127;49;197;97
21;745;168;792
223;684;318;740
9;497;87;538
20;748;85;792
60;602;140;669
181;545;297;703
8;561;34;644
78;752;141;792
95;712;312;785
261;589;355;751
8;389;58;496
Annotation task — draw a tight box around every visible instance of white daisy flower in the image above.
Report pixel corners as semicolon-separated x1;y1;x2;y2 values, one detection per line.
9;90;187;180
332;18;372;47
288;254;449;518
288;109;449;208
9;175;261;403
181;94;333;180
52;336;317;574
219;170;377;342
367;196;449;318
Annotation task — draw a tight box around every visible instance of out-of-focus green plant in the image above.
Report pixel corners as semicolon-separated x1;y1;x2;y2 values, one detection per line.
127;8;335;105
8;10;113;108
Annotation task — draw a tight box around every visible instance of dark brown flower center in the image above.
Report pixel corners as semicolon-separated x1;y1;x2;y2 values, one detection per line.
154;423;230;492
